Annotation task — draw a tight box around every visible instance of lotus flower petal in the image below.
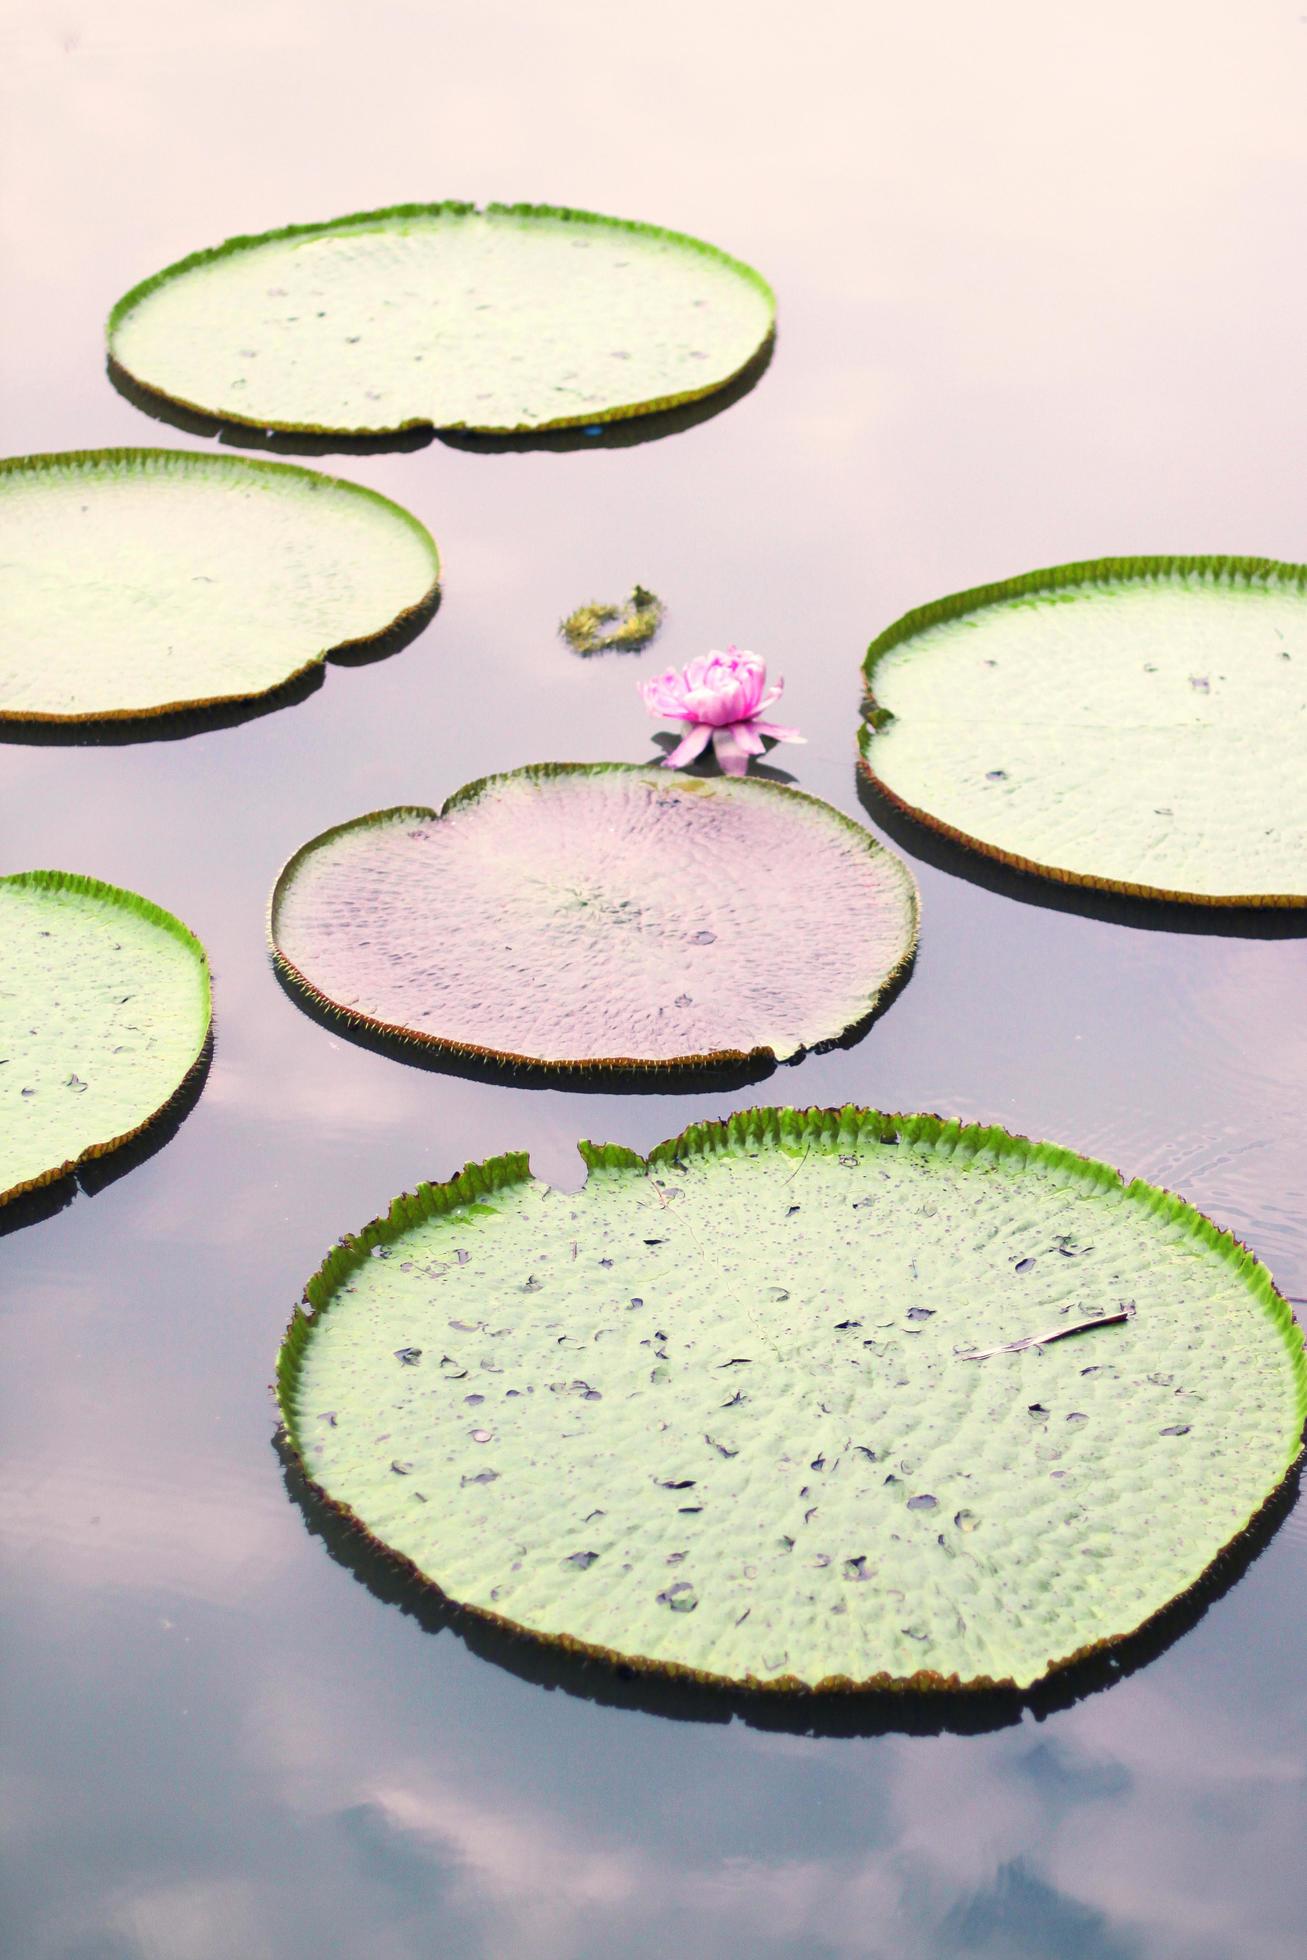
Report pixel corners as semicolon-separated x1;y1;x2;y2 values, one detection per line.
640;648;801;775
712;725;750;775
663;721;714;768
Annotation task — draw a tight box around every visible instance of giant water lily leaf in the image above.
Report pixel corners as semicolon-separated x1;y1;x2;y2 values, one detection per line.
107;202;776;437
0;871;211;1206
859;556;1307;906
278;1108;1307;1695
0;450;439;722
270;765;918;1069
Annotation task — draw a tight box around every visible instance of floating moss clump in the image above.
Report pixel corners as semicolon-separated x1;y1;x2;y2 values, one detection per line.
560;585;666;656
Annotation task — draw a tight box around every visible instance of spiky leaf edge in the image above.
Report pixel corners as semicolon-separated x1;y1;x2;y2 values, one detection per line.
0;869;213;1206
266;762;921;1073
106;200;778;437
0;449;440;725
275;1103;1307;1696
858;554;1307;909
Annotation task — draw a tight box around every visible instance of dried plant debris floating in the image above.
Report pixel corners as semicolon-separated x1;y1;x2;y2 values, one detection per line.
859;556;1307;906
270;765;918;1070
561;586;665;656
278;1107;1307;1694
107;202;776;437
0;450;439;723
0;871;211;1207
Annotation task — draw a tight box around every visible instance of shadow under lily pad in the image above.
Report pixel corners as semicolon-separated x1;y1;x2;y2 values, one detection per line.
0;448;439;729
106;201;776;440
275;1430;1302;1739
858;555;1307;911
270;763;918;1073
274;1107;1306;1699
0;871;212;1219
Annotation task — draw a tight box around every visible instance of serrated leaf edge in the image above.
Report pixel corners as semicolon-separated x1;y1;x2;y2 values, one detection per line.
858;554;1307;909
266;763;920;1072
276;1103;1307;1697
0;868;213;1206
106;200;777;437
0;448;440;725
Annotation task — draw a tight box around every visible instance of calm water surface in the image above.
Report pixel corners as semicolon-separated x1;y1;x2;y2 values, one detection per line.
2;3;1306;1955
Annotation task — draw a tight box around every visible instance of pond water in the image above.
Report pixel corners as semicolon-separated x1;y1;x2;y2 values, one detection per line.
3;3;1306;1955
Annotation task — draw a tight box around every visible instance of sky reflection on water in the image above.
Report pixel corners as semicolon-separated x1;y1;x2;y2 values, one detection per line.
2;1;1306;1955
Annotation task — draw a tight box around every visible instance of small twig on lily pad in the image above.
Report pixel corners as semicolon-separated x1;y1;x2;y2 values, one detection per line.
960;1302;1136;1361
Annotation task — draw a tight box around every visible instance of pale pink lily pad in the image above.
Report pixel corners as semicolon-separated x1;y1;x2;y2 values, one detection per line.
270;764;919;1069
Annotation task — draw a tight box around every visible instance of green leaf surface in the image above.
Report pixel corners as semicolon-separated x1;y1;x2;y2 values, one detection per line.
0;871;211;1206
107;202;776;436
269;765;919;1069
0;450;439;722
278;1108;1306;1694
859;556;1307;905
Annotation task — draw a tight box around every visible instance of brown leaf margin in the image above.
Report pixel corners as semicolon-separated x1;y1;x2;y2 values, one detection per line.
267;763;921;1074
106;200;777;438
0;448;440;725
859;554;1307;908
0;869;212;1208
275;1103;1307;1697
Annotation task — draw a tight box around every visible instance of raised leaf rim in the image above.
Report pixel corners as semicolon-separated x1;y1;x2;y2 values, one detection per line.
268;762;920;1073
106;200;777;438
0;868;212;1206
0;448;440;725
276;1103;1307;1697
858;553;1307;909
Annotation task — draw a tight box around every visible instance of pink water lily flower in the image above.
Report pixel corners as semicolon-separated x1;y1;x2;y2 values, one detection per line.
639;647;805;777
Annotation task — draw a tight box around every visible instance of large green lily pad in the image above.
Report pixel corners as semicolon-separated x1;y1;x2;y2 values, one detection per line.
269;765;919;1069
0;450;439;722
278;1108;1306;1694
859;556;1307;906
0;871;211;1206
107;202;776;437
